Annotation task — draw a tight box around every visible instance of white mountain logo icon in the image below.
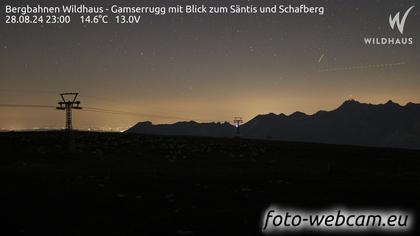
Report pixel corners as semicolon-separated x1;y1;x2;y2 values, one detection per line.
389;5;415;34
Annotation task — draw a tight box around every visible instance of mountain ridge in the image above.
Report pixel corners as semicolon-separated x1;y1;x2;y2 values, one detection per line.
126;100;420;149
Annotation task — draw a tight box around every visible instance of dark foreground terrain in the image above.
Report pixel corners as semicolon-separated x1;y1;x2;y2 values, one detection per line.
0;131;419;235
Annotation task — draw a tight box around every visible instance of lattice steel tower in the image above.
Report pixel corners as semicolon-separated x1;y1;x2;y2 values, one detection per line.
56;93;82;131
233;117;243;135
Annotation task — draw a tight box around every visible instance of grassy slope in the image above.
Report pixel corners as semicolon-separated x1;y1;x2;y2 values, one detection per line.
0;131;419;235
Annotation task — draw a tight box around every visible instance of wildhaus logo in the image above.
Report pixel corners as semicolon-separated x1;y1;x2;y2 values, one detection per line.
389;5;415;34
364;5;415;45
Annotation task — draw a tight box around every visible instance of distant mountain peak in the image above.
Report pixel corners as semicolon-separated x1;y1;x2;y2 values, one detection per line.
290;111;306;118
383;100;401;108
342;99;361;105
336;99;362;111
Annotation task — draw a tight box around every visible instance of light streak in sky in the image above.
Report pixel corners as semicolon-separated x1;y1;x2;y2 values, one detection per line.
319;62;406;72
318;53;325;63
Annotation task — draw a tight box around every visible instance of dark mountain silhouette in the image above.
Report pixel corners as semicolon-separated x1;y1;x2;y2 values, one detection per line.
126;100;420;149
127;121;234;137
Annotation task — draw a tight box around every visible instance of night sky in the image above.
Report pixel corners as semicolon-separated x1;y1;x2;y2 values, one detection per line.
0;0;419;130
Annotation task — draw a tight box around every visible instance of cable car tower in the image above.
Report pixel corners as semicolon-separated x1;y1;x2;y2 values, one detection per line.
233;117;243;136
56;93;82;131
